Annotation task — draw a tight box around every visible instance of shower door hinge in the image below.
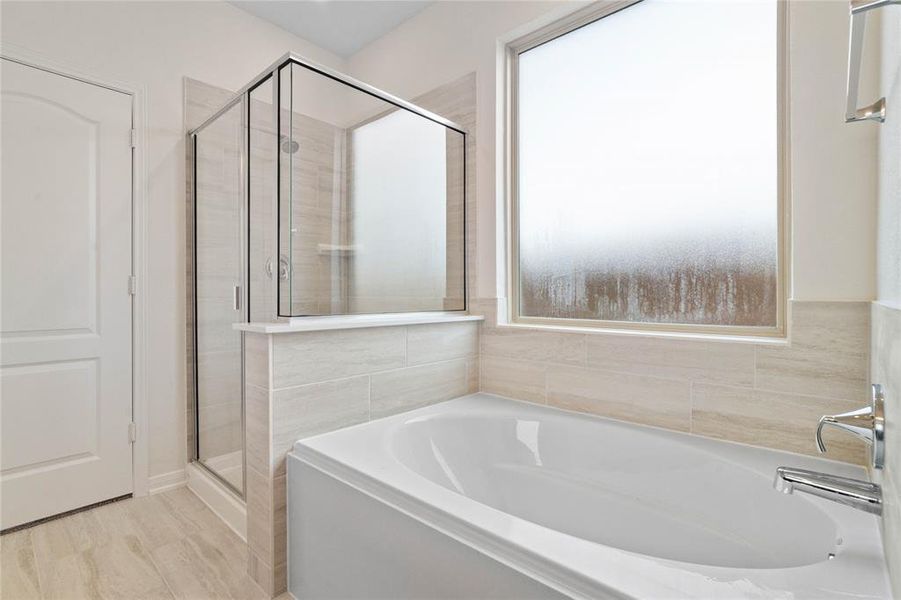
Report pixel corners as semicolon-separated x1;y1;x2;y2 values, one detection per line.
128;275;137;296
130;128;137;148
128;422;137;444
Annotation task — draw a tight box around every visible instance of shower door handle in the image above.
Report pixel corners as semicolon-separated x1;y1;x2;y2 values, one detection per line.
233;285;242;311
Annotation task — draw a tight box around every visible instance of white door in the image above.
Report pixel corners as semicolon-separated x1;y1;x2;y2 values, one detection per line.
0;59;134;530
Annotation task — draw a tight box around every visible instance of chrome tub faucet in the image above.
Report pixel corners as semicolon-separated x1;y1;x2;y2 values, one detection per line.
774;467;882;515
773;384;885;516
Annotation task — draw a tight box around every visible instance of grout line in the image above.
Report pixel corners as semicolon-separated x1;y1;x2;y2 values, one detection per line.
25;532;45;599
271;356;474;393
142;538;180;600
268;372;371;393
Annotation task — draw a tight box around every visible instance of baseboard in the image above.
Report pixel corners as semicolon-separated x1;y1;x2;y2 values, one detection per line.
148;468;187;495
186;461;247;541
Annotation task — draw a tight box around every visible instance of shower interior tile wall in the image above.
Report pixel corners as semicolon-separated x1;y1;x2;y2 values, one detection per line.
283;111;348;316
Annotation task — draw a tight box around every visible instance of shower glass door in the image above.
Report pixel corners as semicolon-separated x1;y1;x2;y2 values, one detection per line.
193;98;246;495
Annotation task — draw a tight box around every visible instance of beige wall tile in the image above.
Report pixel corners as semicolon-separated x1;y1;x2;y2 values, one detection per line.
272;474;287;593
466;357;479;394
482;327;586;365
406;321;478;365
467;298;499;328
273;561;287;597
272;327;405;388
245;333;270;390
884;472;901;600
873;302;901;595
247;548;274;597
756;301;869;400
245;466;272;567
872;303;901;473
691;383;867;463
586;335;755;386
547;365;691;432
481;356;546;404
370;360;467;419
271;376;369;475
245;383;270;477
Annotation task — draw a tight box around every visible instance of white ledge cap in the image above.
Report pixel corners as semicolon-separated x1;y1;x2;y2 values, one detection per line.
234;312;483;334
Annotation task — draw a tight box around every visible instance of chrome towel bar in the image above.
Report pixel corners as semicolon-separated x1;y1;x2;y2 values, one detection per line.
845;0;900;123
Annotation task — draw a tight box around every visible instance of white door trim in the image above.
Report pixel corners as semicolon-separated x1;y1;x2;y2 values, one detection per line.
1;42;151;497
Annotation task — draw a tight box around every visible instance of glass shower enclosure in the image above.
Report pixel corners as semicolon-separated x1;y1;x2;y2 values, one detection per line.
189;54;467;496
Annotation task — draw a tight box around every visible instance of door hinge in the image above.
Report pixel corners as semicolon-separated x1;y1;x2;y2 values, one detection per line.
130;128;137;148
128;422;137;444
128;275;137;296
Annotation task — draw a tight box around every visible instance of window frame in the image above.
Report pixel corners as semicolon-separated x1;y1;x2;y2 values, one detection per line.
504;0;789;338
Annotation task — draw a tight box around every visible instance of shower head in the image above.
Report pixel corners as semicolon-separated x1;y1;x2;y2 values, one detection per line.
280;135;300;154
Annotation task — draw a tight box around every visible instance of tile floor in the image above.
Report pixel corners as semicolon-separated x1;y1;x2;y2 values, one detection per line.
0;488;284;600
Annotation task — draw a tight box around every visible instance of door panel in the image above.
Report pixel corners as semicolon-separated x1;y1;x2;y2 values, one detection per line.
194;100;245;493
1;360;99;471
0;59;133;529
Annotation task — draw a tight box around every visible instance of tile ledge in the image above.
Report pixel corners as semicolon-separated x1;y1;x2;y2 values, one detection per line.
495;322;789;346
235;312;483;334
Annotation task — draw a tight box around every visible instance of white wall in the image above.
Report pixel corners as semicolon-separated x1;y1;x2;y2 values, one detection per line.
0;1;344;482
788;0;879;301
346;0;879;303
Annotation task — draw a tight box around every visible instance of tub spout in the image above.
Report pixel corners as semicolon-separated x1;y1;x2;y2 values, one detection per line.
774;467;882;516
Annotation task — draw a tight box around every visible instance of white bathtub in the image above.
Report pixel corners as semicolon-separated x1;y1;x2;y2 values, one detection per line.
287;393;890;599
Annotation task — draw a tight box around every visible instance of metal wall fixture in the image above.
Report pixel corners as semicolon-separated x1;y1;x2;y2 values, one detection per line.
816;383;886;469
773;467;883;515
845;0;900;123
772;384;887;516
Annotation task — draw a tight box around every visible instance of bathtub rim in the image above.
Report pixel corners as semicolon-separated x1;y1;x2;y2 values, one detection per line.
289;393;891;600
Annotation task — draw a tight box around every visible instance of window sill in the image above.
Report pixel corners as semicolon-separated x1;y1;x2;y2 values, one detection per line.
234;312;484;335
497;321;789;346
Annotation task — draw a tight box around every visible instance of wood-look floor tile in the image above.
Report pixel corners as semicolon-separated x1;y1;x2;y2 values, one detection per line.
81;535;173;600
184;529;268;600
36;551;97;600
149;537;233;600
2;488;260;600
124;495;195;551
0;529;41;599
30;517;79;564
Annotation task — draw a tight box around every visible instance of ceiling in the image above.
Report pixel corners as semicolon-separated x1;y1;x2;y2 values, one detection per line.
229;1;434;58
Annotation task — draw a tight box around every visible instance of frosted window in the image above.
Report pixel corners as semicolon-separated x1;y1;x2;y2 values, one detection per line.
516;0;779;328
